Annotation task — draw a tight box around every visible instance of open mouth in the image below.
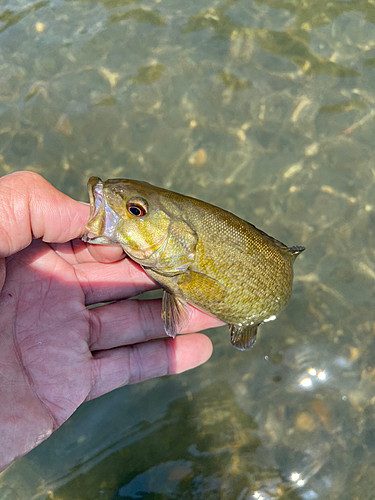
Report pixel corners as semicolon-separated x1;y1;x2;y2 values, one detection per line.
81;232;114;244
82;178;120;245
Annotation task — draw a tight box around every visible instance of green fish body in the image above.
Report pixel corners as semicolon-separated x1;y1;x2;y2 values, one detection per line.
83;177;304;350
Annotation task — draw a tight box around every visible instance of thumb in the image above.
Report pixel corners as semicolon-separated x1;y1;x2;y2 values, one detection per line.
0;171;89;258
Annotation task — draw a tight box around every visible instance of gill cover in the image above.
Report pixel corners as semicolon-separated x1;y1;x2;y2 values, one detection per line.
84;176;198;273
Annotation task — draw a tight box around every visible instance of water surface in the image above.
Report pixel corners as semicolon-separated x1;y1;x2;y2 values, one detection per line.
1;0;375;498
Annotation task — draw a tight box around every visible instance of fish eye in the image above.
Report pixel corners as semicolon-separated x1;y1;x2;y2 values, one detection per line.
126;198;148;217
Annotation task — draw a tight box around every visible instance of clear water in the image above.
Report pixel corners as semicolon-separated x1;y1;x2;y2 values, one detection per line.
0;0;375;498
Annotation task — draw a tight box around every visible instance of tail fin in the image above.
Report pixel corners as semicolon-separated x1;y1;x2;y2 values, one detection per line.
287;245;305;260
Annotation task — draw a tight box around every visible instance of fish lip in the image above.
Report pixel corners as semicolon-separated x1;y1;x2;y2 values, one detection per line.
82;232;99;243
83;177;121;244
82;233;115;245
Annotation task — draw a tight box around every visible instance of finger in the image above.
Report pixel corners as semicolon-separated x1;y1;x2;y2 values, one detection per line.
50;240;156;303
0;171;89;258
51;239;125;265
88;244;124;263
86;333;213;400
89;299;224;350
75;258;158;304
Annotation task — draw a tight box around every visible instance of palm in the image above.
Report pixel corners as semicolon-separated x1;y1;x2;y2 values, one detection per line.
4;240;93;427
1;237;219;458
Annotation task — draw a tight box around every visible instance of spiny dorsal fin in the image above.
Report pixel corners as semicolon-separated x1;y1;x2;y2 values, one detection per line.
229;323;258;351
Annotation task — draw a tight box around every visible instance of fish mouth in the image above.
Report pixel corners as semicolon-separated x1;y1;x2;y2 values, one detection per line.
81;232;115;245
82;177;121;245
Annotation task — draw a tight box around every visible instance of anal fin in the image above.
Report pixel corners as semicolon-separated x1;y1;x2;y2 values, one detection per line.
162;291;190;339
229;323;258;351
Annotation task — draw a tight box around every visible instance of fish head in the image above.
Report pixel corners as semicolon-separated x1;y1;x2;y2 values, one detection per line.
83;177;172;265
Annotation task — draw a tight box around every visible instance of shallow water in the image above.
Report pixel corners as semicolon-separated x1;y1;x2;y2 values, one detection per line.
1;0;375;498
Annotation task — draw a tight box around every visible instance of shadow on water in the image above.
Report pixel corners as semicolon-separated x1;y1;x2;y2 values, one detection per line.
5;380;309;500
182;1;360;78
52;383;270;500
0;1;48;34
108;9;166;28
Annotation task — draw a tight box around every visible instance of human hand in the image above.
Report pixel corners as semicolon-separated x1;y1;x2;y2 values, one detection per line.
0;171;222;471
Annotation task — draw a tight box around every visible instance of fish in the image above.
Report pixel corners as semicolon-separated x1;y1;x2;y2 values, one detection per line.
82;177;304;350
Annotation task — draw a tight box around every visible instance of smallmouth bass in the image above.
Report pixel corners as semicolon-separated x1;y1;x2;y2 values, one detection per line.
82;177;304;350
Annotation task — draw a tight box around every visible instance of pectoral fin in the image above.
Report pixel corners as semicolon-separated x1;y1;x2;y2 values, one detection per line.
162;291;190;338
177;271;227;305
229;323;258;351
